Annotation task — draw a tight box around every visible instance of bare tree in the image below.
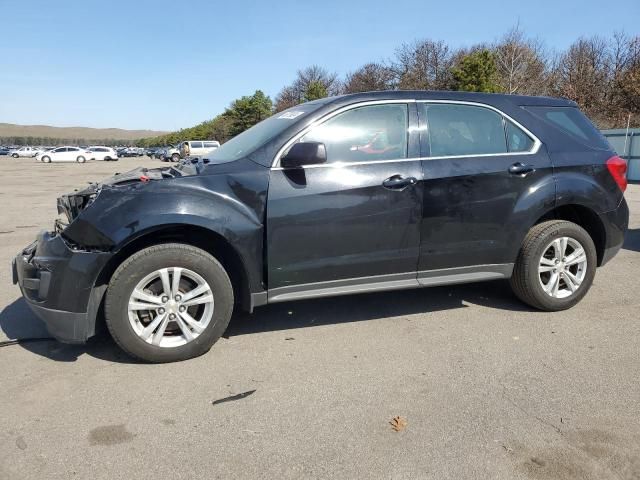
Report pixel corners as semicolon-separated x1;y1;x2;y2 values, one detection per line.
274;65;341;112
391;39;454;90
610;33;640;125
550;36;611;125
274;85;300;112
343;63;395;93
493;26;549;94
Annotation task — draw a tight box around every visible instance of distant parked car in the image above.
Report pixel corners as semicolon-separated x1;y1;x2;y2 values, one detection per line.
122;147;144;157
162;144;181;162
88;146;119;161
179;140;220;159
36;146;90;163
10;146;41;158
0;146;11;156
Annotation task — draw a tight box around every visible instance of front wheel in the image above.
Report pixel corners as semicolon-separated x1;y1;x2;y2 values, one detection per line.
76;156;86;163
12;153;18;158
510;220;597;311
104;243;234;363
171;153;180;162
42;156;51;163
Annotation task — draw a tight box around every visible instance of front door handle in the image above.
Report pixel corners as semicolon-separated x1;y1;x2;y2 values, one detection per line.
509;162;535;176
382;175;417;190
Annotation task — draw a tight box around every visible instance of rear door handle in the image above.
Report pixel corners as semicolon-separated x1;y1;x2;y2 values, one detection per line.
508;162;535;176
382;175;417;190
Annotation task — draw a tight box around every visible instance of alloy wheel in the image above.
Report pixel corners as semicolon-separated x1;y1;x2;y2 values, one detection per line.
127;267;215;348
538;236;588;299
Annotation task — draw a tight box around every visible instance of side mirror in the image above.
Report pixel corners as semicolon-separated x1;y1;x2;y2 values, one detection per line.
280;142;327;168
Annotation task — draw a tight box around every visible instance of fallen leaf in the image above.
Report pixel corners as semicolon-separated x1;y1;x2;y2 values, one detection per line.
389;416;408;432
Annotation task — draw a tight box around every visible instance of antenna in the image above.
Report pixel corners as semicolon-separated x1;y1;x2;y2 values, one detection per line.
623;112;631;159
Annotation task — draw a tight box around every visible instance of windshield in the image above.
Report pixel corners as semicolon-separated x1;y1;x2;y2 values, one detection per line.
207;103;325;163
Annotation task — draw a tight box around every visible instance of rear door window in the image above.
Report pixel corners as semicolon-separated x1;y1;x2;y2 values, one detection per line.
524;106;610;150
190;141;203;148
426;104;507;157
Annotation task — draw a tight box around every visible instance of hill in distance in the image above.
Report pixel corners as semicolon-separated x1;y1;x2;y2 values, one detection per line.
0;123;168;141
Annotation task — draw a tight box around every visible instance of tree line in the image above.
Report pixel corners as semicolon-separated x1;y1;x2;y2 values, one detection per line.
6;29;639;148
82;28;640;148
1;136;133;147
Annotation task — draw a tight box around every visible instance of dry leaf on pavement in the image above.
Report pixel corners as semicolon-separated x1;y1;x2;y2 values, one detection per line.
389;416;408;432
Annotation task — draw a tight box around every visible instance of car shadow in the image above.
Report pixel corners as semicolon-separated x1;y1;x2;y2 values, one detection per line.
224;280;532;337
1;279;533;363
623;228;640;253
0;299;136;364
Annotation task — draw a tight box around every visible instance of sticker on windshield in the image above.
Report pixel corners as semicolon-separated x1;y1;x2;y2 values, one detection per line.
278;111;305;119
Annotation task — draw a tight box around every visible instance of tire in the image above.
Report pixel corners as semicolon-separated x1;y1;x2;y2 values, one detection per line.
76;156;86;163
104;156;111;161
510;220;597;311
104;243;234;363
12;153;18;158
42;156;51;163
171;153;180;162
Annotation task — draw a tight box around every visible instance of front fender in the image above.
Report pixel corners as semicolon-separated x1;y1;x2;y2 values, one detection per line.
63;169;269;292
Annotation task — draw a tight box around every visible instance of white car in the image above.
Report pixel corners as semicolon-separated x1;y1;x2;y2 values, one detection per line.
179;140;220;159
88;146;118;161
10;146;41;158
36;146;90;163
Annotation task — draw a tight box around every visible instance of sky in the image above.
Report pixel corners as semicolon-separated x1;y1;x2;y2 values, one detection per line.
0;0;638;132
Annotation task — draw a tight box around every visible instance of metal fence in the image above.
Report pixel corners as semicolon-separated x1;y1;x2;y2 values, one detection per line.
601;128;640;181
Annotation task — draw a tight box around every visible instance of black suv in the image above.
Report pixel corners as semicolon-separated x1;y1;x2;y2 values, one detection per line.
13;91;629;362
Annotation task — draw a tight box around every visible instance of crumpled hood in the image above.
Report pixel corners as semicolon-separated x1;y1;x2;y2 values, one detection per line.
56;166;188;224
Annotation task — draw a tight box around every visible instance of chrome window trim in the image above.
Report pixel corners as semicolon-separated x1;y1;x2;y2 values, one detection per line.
270;98;542;170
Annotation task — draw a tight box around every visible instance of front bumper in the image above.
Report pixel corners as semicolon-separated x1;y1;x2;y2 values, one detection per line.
13;231;112;343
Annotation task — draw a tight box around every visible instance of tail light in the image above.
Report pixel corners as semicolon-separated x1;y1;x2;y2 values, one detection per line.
606;155;628;192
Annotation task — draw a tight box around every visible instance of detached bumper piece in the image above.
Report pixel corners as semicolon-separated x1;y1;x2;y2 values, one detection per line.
13;231;111;343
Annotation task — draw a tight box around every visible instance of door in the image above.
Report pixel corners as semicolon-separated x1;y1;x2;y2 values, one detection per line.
416;102;554;275
67;147;81;161
51;147;67;161
267;102;422;297
190;141;203;156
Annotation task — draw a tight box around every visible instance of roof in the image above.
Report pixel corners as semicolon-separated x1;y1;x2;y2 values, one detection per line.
322;90;576;108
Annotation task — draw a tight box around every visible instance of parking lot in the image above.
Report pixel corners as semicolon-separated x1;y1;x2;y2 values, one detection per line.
0;155;639;479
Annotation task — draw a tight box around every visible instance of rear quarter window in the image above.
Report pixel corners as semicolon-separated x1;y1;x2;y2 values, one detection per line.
524;106;611;150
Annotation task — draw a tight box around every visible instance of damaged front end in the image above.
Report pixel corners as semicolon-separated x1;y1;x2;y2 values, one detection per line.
56;183;99;233
57;166;171;227
13;166;187;343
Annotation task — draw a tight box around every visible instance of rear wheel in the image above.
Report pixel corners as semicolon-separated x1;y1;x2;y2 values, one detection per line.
104;156;111;161
105;243;234;363
510;220;597;311
76;156;86;163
